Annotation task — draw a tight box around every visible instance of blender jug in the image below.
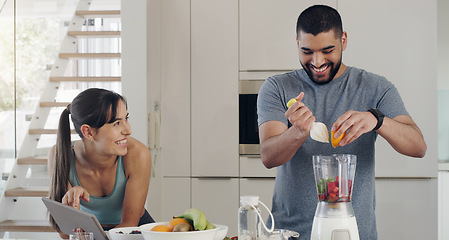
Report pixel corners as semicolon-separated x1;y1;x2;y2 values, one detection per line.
313;154;356;203
311;154;359;240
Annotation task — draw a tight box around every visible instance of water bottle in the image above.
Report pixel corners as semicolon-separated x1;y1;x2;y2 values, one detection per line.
238;196;261;240
238;195;275;240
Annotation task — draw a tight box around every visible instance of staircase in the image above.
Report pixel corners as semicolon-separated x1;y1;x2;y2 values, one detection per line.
0;0;121;234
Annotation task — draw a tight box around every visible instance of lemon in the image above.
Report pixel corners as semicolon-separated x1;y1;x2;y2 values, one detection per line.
287;98;297;108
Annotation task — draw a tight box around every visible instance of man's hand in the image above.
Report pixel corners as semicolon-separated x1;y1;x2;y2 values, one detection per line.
259;92;315;168
331;110;378;147
331;110;426;158
285;92;316;139
62;186;90;209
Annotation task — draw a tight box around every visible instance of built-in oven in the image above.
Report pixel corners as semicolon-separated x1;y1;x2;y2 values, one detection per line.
239;80;264;155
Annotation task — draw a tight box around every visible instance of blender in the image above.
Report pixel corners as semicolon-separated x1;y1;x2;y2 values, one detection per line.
311;154;359;240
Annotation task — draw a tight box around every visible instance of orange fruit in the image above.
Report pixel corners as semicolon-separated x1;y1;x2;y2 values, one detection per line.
331;130;345;148
151;224;172;232
168;218;192;231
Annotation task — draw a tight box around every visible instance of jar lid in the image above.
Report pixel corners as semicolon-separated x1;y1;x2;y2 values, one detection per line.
240;195;259;206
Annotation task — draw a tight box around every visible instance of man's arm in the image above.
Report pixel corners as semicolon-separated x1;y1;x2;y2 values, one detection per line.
377;115;426;158
259;92;315;168
259;121;307;168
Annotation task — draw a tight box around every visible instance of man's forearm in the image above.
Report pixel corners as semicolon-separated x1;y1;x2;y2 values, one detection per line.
378;116;427;158
260;126;308;169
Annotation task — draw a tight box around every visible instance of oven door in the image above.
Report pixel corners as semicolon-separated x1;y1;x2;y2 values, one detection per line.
239;80;264;155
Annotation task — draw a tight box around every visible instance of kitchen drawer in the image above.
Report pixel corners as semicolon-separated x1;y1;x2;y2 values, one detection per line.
240;156;276;178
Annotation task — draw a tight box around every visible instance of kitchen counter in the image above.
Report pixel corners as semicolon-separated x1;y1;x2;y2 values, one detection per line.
439;161;449;171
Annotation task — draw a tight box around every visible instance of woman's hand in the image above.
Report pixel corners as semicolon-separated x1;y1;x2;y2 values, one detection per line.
62;186;90;209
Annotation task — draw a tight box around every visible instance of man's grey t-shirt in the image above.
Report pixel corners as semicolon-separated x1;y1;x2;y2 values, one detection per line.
257;66;408;240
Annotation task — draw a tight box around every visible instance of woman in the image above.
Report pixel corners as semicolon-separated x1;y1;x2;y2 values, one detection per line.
48;88;154;236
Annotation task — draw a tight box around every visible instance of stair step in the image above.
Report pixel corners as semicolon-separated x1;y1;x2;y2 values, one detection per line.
5;186;49;197
17;157;48;165
49;76;121;82
0;220;55;232
76;10;120;17
68;30;121;37
29;129;77;135
40;102;71;108
59;53;121;59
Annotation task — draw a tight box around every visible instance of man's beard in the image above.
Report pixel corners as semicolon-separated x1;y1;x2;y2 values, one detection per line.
301;60;342;85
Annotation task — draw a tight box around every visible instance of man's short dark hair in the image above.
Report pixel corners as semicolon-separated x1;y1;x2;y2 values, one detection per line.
296;5;343;38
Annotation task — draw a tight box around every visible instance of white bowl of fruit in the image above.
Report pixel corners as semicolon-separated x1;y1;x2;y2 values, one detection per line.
139;208;228;240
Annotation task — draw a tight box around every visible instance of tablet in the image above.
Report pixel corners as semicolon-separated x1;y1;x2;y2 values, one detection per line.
42;197;110;240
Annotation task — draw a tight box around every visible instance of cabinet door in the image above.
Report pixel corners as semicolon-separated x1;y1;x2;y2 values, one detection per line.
161;177;191;222
160;0;191;177
375;179;437;239
439;172;449;239
239;0;337;71
240;156;276;178
191;0;239;177
338;0;438;178
191;178;239;237
239;178;276;214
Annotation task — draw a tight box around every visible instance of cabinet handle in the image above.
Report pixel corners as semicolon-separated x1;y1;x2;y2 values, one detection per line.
375;177;434;180
244;69;295;72
192;176;235;180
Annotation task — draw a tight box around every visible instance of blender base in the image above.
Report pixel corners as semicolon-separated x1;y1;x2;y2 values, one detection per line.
311;216;359;240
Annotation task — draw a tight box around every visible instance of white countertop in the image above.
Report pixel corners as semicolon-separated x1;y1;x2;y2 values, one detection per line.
439;161;449;171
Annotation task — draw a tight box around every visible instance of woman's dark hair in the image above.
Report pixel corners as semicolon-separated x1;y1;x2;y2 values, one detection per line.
49;88;126;229
296;5;343;38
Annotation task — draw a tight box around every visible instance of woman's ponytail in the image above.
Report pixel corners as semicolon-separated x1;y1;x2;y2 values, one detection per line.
49;105;72;229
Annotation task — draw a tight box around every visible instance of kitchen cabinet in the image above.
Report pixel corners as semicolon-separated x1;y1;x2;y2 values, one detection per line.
438;170;449;240
338;1;438;237
160;0;191;177
338;0;438;178
375;179;437;239
239;178;276;219
161;177;191;221
240;156;276;178
191;178;239;237
239;0;336;71
191;0;239;177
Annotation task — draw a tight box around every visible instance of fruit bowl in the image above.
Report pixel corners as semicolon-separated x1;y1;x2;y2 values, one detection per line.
108;226;144;240
139;222;228;240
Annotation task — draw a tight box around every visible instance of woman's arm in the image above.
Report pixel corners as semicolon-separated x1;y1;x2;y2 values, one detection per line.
119;137;152;227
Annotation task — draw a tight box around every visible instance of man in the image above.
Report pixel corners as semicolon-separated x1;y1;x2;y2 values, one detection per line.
257;5;426;240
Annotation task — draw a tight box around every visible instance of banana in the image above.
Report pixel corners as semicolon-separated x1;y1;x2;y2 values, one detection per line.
205;219;216;230
176;208;207;231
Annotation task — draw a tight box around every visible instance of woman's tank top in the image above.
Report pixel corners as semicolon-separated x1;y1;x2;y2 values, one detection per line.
68;142;127;225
